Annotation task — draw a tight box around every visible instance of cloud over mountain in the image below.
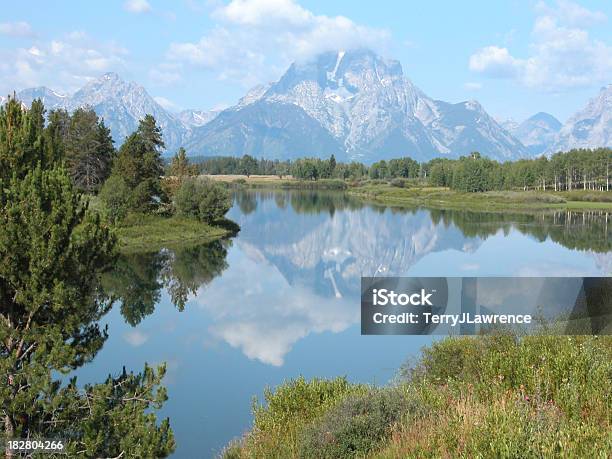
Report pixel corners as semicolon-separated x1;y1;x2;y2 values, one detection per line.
0;30;127;96
162;0;390;87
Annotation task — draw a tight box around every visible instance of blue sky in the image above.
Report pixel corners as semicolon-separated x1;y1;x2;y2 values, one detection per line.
1;0;610;122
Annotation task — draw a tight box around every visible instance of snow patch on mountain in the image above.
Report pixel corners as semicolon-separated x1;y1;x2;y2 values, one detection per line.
177;109;220;128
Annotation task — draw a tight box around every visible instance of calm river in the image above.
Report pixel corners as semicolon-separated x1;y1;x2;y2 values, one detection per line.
74;189;611;458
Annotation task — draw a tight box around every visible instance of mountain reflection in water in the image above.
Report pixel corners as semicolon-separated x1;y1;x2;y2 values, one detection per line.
105;190;611;364
78;189;610;458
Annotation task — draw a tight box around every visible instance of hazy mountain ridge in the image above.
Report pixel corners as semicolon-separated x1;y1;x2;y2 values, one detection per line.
183;100;345;160
503;112;562;155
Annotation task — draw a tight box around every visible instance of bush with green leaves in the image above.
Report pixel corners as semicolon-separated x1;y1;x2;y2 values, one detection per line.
298;389;416;458
238;377;367;458
174;177;232;223
390;177;409;188
99;174;131;224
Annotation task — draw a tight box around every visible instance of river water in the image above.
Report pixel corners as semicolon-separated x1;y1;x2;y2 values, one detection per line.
74;189;611;457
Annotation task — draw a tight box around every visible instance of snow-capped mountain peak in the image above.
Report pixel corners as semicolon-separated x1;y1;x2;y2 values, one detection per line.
223;48;527;162
180;49;529;161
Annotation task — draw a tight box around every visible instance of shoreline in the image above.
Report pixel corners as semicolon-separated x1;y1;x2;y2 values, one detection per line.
114;215;238;253
206;175;612;212
347;185;612;212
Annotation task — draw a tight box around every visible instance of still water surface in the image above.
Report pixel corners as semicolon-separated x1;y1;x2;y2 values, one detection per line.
75;190;611;458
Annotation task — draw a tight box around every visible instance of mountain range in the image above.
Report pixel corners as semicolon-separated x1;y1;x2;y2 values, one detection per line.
8;49;612;162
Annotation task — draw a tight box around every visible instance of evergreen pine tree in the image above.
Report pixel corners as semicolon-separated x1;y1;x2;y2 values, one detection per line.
0;102;175;457
112;115;166;211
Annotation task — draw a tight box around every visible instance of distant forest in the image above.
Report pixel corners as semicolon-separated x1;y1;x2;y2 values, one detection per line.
194;148;612;193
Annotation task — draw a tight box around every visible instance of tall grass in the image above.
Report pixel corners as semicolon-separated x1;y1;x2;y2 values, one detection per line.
224;335;612;458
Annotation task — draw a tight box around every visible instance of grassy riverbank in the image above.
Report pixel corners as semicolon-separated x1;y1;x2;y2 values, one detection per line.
206;175;612;212
87;195;238;253
348;184;612;211
223;334;612;458
113;214;237;253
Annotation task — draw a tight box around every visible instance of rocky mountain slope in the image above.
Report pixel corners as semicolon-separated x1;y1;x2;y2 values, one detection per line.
177;108;220;128
186;49;527;162
16;73;188;151
550;85;612;154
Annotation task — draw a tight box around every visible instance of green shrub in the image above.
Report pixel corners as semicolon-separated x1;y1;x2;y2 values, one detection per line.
226;336;612;459
99;174;131;224
220;441;242;459
298;389;416;458
316;179;347;190
390;178;409;188
280;179;347;190
174;177;232;223
253;377;362;433
244;377;366;458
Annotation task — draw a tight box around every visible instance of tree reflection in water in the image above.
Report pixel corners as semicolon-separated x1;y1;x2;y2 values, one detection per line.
103;240;231;326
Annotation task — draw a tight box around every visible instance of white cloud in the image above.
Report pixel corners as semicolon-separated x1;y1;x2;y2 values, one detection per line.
0;21;34;38
535;0;606;27
149;62;182;86
469;46;521;78
0;31;128;95
469;1;612;91
124;0;152;14
460;262;481;270
214;0;311;26
162;0;390;86
27;46;44;57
